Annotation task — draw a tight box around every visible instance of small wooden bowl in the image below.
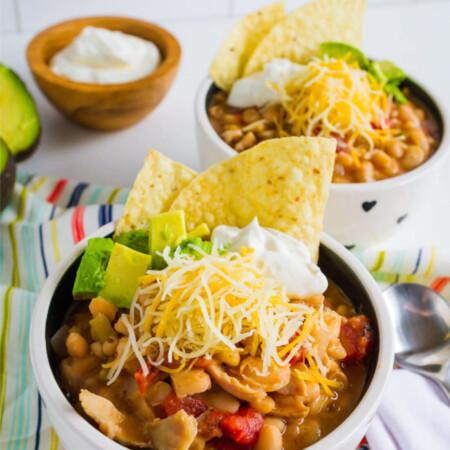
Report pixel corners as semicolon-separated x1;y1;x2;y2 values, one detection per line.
27;17;181;130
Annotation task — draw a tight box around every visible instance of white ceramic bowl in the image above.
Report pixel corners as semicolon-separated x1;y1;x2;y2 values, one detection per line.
195;77;449;249
30;221;394;450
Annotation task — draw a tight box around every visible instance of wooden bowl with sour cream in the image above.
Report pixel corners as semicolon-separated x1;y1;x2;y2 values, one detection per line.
27;17;181;130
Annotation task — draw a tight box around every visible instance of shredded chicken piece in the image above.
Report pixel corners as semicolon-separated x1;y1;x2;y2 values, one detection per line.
277;374;307;396
148;410;197;450
205;361;268;404
270;393;309;418
79;390;149;447
324;309;342;339
239;357;291;392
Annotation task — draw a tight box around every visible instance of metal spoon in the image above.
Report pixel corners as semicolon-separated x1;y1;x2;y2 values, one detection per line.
384;283;450;401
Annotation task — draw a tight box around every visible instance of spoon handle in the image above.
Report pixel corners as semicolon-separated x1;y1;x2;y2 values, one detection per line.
397;359;450;403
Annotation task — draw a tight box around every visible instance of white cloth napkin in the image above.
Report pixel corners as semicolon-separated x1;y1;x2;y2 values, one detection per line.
366;369;450;450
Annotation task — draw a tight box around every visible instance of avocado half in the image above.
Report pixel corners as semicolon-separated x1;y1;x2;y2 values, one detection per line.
0;139;16;213
0;64;41;161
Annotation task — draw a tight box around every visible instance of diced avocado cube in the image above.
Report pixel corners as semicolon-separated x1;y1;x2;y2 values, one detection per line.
320;42;369;70
150;211;186;269
99;243;152;308
73;238;115;300
89;313;117;342
114;229;149;254
187;223;210;239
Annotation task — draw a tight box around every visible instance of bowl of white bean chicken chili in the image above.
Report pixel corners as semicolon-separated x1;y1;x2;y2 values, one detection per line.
30;142;394;450
195;0;448;248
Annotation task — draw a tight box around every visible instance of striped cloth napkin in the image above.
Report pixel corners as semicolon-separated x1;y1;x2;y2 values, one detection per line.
1;172;448;450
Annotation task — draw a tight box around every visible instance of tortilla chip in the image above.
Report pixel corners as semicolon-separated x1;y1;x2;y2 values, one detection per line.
243;0;366;76
210;1;285;91
169;137;336;261
115;151;197;236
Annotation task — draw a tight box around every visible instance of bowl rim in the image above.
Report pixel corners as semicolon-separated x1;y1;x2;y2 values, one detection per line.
26;16;181;92
30;221;394;450
196;75;449;192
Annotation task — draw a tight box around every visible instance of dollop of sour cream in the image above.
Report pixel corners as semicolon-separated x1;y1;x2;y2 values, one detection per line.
227;58;307;108
211;218;328;298
50;26;161;84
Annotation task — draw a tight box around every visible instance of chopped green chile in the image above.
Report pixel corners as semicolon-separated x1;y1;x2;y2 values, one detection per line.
89;313;116;342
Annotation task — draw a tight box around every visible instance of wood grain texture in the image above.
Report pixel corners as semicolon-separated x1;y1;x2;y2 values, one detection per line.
26;17;181;130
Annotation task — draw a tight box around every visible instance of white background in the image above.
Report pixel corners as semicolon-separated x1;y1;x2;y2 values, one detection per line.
1;0;450;250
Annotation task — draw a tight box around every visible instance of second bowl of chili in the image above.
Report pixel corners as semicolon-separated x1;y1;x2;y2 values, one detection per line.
195;75;447;248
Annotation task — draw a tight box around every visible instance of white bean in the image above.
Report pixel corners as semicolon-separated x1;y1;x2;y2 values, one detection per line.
255;425;282;450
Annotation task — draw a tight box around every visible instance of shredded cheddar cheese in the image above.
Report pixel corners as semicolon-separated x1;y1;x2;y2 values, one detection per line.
277;58;397;153
104;243;349;399
105;244;320;381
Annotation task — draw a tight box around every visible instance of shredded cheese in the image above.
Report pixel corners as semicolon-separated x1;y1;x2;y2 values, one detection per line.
304;354;342;396
106;245;318;381
105;244;349;394
275;58;398;154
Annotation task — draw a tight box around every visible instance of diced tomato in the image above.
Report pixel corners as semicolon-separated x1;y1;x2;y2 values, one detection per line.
198;411;226;440
330;133;348;153
215;437;253;450
134;363;159;395
162;393;207;418
195;357;213;369
220;407;264;445
371;118;393;130
340;315;374;362
289;346;308;366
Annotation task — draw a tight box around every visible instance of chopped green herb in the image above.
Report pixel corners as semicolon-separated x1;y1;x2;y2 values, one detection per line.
171;237;227;260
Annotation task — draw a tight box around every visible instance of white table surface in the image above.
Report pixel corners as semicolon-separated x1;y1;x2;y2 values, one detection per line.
2;1;450;252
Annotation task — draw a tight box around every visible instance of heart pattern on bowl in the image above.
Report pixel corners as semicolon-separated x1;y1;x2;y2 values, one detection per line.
362;201;377;212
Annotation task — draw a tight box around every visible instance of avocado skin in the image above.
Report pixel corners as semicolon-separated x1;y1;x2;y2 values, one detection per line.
13;128;41;163
0;64;41;162
72;237;115;299
0;139;16;213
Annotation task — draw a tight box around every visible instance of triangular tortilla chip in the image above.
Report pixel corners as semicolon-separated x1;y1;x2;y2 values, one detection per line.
243;0;366;76
169;137;336;261
115;151;197;236
210;1;285;91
